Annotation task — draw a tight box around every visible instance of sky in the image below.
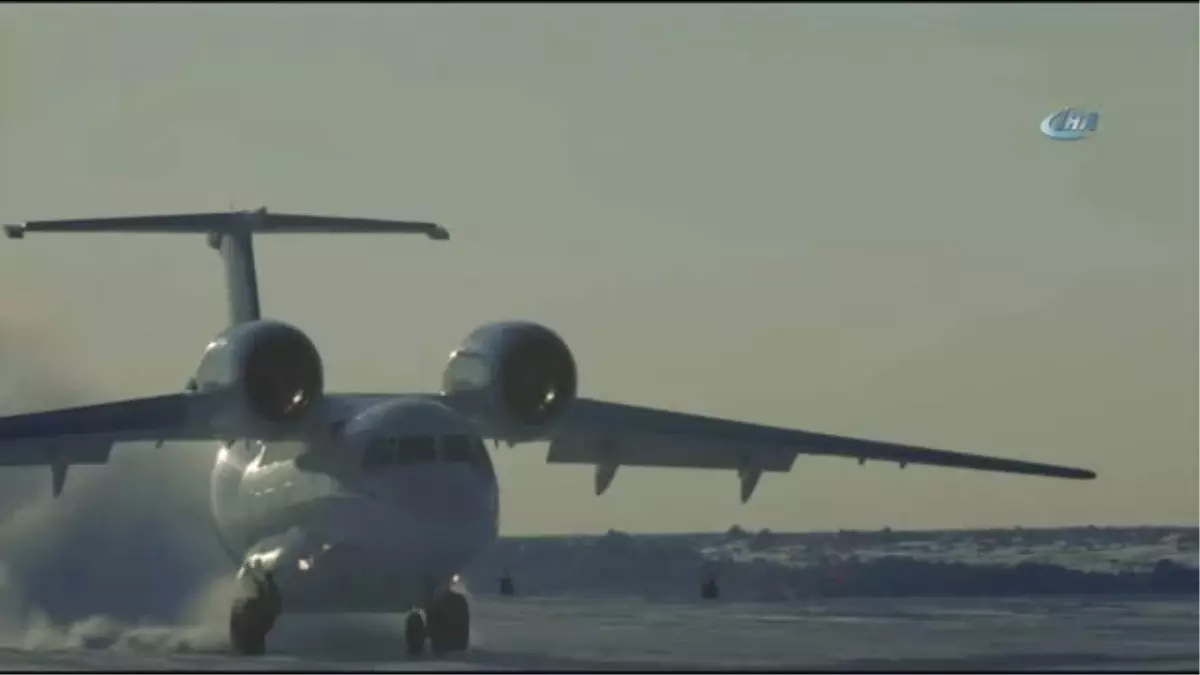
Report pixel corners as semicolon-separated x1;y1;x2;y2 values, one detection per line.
0;4;1196;535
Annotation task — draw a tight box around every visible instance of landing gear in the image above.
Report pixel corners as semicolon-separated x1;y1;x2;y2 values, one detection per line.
406;590;470;658
427;590;470;656
404;610;427;658
229;571;282;656
230;598;267;655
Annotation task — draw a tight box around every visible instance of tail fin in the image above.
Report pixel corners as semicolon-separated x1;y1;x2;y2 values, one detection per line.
5;207;449;326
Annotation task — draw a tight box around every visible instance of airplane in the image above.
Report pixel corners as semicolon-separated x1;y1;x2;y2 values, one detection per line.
0;208;1096;656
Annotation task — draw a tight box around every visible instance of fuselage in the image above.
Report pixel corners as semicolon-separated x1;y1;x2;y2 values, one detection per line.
209;397;500;613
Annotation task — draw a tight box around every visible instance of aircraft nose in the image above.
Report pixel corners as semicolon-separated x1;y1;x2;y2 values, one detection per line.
394;467;493;521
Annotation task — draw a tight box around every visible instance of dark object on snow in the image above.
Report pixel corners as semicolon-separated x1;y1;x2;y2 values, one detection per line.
498;568;515;596
701;575;720;600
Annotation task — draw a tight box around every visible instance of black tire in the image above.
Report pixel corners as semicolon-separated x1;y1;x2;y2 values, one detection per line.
444;592;470;651
427;606;448;657
229;599;268;656
405;611;427;658
428;591;470;656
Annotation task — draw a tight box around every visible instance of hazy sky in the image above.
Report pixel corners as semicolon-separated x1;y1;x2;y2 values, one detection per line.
0;4;1195;535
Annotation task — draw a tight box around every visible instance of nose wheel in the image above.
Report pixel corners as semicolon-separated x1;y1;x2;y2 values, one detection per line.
405;589;470;658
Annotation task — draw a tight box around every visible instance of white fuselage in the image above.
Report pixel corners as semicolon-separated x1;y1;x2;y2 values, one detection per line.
208;397;500;613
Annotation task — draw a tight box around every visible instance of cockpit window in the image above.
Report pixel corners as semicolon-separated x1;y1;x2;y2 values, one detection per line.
443;435;472;463
471;436;496;479
364;435;435;468
398;436;437;463
363;439;392;468
362;434;493;476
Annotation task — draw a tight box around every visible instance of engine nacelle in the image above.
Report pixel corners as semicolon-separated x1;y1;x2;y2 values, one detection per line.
193;320;325;439
442;321;577;441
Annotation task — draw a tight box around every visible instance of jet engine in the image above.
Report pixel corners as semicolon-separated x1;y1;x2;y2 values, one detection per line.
192;320;325;438
442;321;577;441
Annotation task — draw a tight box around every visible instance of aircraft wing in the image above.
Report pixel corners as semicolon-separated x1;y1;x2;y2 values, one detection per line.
0;390;1096;502
0;392;226;495
550;396;1092;468
493;397;1093;501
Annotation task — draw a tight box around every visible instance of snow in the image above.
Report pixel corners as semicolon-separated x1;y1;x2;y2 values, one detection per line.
0;459;1194;671
463;526;1198;602
0;595;1193;671
2;526;1187;670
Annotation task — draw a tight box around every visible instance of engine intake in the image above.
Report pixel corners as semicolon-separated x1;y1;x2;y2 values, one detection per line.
498;327;576;426
194;320;325;434
443;321;577;436
242;325;323;424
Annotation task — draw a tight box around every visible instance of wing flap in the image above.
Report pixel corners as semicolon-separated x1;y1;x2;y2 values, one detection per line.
547;433;796;472
549;398;1096;480
0;393;217;465
0;437;114;466
0;392;227;498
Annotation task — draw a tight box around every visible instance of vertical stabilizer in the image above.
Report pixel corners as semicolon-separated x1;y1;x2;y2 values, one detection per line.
207;220;262;325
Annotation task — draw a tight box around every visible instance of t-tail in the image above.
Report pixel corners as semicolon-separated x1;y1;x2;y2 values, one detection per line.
4;207;450;326
4;207;449;497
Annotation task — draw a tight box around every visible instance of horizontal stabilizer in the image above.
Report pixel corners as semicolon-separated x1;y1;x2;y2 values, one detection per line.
4;208;449;240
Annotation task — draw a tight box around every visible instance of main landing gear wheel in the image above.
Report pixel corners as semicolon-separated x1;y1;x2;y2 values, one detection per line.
229;595;272;656
426;590;470;656
229;572;282;656
404;610;427;658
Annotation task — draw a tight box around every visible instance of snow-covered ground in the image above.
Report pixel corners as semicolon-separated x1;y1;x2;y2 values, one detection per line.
0;526;1193;671
0;595;1192;671
465;526;1199;602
